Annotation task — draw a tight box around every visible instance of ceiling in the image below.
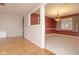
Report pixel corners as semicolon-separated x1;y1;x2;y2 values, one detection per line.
1;3;79;17
33;8;40;14
45;3;79;18
0;3;39;15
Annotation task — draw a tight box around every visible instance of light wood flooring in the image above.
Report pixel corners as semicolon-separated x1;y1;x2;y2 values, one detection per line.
0;36;54;55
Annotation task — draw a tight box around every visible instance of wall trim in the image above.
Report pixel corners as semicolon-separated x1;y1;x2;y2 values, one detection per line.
45;47;56;55
7;34;23;37
46;33;79;38
24;36;42;48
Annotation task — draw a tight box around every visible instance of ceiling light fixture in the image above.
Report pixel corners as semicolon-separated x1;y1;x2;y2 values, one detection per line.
55;10;61;22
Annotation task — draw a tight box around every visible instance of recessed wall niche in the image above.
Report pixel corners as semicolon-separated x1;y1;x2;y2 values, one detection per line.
30;9;40;25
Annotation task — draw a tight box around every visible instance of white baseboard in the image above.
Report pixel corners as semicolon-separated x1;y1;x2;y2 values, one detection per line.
7;34;23;37
46;47;56;55
46;33;79;38
24;36;42;48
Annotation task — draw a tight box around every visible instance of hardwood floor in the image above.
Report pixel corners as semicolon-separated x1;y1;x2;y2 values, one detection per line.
0;36;54;55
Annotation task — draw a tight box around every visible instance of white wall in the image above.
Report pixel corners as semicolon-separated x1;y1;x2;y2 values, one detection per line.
24;14;42;47
24;4;45;48
0;13;23;37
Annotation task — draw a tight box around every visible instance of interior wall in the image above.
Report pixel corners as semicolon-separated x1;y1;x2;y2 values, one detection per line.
30;13;57;34
24;4;45;48
45;17;56;28
45;17;57;34
0;13;23;37
24;14;42;47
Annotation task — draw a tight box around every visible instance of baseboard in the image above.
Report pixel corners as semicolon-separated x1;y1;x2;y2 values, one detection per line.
7;34;23;37
45;47;56;55
46;33;79;38
24;36;42;48
45;33;54;36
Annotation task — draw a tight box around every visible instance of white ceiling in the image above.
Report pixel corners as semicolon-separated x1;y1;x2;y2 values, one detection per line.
45;3;79;18
1;3;79;17
0;3;39;15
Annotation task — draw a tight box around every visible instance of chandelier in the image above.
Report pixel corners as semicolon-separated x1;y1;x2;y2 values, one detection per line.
55;10;61;21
